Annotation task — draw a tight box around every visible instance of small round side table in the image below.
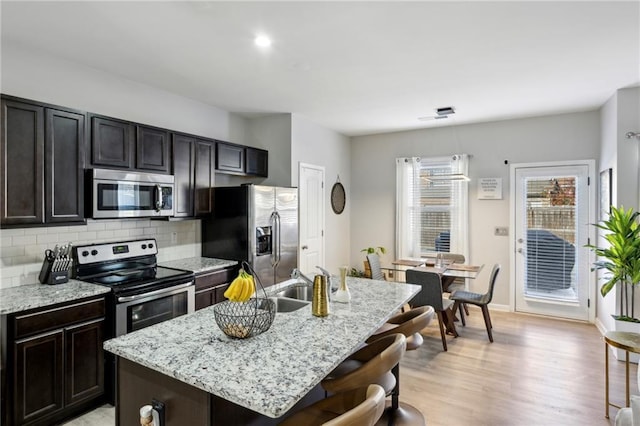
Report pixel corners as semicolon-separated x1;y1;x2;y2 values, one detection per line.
604;331;640;419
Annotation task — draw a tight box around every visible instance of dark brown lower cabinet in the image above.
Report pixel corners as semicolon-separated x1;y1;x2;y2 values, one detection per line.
14;330;64;424
3;297;105;426
194;267;237;311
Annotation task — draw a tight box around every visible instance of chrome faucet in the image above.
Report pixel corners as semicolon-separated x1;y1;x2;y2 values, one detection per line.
290;268;313;285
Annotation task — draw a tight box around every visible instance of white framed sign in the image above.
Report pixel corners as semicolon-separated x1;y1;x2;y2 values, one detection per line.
478;177;503;200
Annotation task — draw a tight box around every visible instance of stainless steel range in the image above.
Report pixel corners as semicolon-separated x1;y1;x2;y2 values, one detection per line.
74;238;195;338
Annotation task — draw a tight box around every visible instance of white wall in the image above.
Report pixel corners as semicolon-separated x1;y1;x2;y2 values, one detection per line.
1;42;247;143
291;114;351;276
597;86;640;331
245;114;292;187
351;111;601;306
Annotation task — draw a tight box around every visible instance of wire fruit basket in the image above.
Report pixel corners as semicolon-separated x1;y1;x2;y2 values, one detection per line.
213;262;275;339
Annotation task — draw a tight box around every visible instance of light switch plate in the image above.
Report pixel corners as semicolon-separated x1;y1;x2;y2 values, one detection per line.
494;226;509;236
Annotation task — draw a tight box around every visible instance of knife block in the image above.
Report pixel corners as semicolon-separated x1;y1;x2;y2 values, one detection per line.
38;257;70;285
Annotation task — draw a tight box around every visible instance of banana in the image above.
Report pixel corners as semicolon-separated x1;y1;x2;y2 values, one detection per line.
224;269;255;302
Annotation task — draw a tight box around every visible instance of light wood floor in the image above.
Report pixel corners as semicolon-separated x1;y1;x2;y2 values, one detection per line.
68;308;630;425
401;307;630;426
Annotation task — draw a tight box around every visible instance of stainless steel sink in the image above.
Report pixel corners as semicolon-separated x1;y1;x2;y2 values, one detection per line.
272;284;314;302
270;297;310;313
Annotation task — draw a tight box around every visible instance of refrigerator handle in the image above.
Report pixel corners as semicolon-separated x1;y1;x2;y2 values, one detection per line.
270;212;278;267
274;211;282;267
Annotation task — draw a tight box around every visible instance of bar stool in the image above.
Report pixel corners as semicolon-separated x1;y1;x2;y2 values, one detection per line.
321;334;407;397
279;384;386;426
367;306;435;426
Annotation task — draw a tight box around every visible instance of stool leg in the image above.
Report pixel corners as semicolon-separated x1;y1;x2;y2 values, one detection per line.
605;341;610;419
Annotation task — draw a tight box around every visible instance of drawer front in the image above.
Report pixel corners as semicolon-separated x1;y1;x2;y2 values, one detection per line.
195;268;237;292
14;298;105;339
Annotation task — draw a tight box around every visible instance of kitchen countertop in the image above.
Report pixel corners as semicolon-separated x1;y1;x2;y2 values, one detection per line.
158;257;238;274
104;277;420;419
0;279;111;315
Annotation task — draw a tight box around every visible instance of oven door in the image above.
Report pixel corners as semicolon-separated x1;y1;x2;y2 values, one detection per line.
92;169;174;218
114;281;194;337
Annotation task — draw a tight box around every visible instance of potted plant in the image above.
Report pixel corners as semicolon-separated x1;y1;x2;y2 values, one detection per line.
588;206;640;360
361;246;386;278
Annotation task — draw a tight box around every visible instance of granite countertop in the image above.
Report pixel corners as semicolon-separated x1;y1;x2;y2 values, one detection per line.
0;279;111;315
158;257;238;274
104;277;420;419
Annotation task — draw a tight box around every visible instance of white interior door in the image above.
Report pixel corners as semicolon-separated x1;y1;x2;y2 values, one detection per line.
511;161;594;321
298;163;325;275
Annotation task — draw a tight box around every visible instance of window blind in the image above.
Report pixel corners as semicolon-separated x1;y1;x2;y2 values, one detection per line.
396;155;469;260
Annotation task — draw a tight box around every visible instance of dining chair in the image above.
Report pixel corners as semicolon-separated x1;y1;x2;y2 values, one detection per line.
439;253;470;317
366;253;385;281
450;264;501;343
405;269;458;351
279;384;386;426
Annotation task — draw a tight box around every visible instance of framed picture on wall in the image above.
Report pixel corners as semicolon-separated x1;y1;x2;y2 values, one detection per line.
600;168;612;220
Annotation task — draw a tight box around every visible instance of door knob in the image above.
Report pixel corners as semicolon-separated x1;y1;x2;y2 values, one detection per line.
517;248;524;253
302;245;308;250
517;238;524;243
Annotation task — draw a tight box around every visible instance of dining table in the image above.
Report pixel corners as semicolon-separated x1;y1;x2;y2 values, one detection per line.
381;257;484;284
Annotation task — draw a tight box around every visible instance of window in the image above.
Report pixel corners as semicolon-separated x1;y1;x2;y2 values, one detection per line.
396;155;469;260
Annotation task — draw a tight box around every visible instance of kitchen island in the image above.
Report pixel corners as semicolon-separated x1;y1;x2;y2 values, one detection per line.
104;277;420;425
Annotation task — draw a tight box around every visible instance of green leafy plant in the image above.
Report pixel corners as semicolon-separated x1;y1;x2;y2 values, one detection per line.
348;268;366;278
361;246;387;256
587;206;640;322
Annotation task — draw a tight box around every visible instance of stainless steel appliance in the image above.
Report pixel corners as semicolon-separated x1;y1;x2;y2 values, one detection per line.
74;238;194;402
202;185;298;287
89;168;175;218
74;238;194;337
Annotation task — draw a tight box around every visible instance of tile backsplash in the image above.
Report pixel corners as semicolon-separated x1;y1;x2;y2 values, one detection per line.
0;219;202;288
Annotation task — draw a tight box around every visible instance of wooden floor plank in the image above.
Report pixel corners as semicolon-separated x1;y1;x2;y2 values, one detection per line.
399;307;632;426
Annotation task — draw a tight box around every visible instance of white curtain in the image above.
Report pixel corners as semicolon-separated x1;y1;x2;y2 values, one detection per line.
395;157;421;259
449;154;470;261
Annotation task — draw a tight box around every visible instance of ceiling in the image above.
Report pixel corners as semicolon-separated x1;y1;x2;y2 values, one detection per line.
1;1;639;136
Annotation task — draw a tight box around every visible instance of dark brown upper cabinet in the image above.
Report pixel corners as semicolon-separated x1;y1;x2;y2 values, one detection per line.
90;115;134;169
245;147;268;177
1;96;85;227
215;142;245;174
45;109;85;223
195;140;215;215
172;134;215;218
1;100;45;226
137;125;170;173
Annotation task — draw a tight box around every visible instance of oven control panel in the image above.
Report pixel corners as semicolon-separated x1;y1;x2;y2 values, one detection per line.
74;239;158;264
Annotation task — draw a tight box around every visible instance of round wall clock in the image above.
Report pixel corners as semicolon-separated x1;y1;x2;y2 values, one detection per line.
331;178;346;214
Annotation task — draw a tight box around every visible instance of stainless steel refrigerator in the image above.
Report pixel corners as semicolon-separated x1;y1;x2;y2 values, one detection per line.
201;184;298;287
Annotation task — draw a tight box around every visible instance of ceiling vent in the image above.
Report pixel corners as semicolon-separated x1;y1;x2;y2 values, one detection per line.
436;106;455;116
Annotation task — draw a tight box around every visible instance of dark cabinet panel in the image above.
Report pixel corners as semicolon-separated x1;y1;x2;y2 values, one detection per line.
137;125;170;173
195;140;215;216
14;330;64;424
172;134;196;217
1;100;44;226
45;109;85;223
216;142;244;174
245;147;268;177
213;283;231;305
195;289;214;311
90;116;134;169
65;319;104;407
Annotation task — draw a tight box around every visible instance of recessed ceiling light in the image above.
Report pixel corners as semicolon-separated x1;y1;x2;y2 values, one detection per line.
254;35;272;47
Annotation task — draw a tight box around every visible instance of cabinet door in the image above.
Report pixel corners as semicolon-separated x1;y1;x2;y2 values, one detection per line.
213;283;231;305
45;109;85;223
91;116;134;168
245;147;268;177
137;125;171;173
195;289;215;311
172;134;195;217
195;140;215;216
65;319;104;407
14;330;64;424
215;142;244;174
1;100;44;226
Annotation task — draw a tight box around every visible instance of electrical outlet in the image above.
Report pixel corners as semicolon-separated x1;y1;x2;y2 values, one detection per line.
171;232;178;244
494;226;509;236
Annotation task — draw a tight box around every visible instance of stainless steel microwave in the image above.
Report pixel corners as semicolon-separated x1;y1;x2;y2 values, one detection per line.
90;169;174;218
